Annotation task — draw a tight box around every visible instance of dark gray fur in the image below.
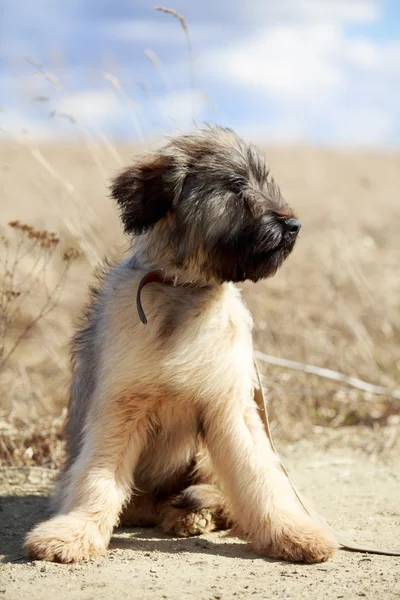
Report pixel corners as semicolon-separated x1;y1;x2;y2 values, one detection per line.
111;124;299;284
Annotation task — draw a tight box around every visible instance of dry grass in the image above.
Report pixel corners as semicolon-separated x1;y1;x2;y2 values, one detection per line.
0;221;80;371
0;138;399;467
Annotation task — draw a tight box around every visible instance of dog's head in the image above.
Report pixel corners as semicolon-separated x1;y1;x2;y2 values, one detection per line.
111;125;300;283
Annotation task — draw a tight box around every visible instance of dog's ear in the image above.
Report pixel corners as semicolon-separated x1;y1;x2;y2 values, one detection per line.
110;153;174;234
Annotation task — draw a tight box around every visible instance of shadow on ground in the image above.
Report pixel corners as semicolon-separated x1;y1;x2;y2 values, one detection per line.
0;493;262;564
1;494;50;563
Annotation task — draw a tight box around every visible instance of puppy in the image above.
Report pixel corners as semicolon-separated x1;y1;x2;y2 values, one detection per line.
25;125;337;563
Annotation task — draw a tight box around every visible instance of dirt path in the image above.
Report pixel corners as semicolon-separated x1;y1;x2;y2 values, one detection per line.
1;430;399;600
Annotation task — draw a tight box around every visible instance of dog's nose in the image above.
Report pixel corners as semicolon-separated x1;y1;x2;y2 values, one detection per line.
285;218;301;236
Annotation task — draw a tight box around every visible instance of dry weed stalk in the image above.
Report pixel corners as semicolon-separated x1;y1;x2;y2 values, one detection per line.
23;57;61;91
255;351;400;401
0;221;79;371
19;57;116;265
144;49;171;94
17;137;107;267
0;409;66;468
155;6;196;120
103;72;144;143
50;110;110;180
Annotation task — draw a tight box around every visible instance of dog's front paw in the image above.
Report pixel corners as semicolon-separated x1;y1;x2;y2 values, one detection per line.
253;512;338;563
24;514;107;563
269;513;338;563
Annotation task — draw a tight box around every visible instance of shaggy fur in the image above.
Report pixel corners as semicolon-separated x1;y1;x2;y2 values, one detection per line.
24;125;337;564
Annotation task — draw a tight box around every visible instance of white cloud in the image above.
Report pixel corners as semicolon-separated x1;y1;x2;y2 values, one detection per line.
344;38;400;75
346;39;381;70
264;0;381;23
156;89;208;128
329;108;392;146
194;1;399;146
204;0;382;26
0;87;208;141
204;23;345;103
56;90;122;127
106;19;184;45
237;117;309;145
1;0;396;147
202;22;400;107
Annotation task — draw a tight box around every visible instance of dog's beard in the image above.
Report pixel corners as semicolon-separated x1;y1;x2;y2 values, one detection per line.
201;241;295;283
202;223;297;283
233;244;295;283
243;244;295;282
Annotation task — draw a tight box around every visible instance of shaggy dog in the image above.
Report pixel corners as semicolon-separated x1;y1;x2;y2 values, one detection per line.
25;125;337;563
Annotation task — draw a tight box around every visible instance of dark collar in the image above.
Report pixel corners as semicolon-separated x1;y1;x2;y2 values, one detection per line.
136;270;195;325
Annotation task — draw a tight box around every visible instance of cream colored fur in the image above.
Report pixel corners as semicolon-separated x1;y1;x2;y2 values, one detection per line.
25;260;337;563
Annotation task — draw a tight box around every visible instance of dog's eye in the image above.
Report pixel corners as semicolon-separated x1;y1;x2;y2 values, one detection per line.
225;177;245;195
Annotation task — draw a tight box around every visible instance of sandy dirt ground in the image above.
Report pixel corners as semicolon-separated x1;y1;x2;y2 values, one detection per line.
1;431;399;600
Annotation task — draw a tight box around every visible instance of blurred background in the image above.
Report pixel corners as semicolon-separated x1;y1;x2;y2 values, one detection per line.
1;0;400;144
0;0;399;467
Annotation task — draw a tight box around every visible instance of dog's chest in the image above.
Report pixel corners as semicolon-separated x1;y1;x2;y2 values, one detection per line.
158;284;255;399
162;282;252;346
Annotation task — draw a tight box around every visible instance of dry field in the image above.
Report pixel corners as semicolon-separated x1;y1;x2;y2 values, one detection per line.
1;138;400;467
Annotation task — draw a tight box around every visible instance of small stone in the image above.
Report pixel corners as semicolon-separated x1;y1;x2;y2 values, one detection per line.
150;567;157;573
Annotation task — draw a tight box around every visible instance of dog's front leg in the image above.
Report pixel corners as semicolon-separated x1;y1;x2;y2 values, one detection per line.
24;393;147;563
204;396;337;563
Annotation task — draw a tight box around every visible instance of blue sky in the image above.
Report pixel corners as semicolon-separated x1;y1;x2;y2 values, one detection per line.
0;0;399;146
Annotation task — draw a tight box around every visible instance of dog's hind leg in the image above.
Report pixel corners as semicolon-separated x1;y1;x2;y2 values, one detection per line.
160;483;231;537
118;491;160;528
120;437;230;537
